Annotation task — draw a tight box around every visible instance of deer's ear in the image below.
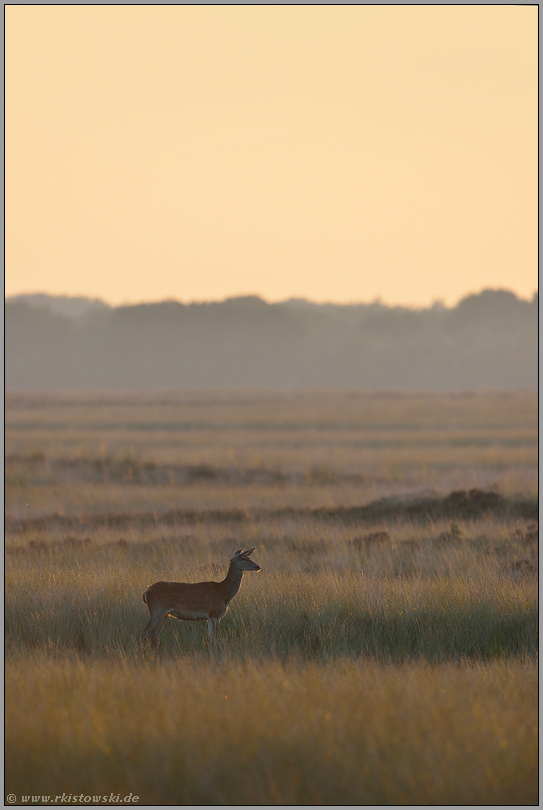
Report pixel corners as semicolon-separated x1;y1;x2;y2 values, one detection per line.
243;547;255;557
232;549;244;558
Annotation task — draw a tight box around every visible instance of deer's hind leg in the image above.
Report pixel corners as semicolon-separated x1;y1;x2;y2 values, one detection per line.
140;610;169;649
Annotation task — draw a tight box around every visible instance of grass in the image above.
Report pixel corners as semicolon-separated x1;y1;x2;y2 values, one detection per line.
4;391;538;805
5;656;538;805
5;531;538;661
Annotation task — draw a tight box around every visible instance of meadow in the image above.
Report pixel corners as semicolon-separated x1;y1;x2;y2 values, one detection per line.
5;391;538;805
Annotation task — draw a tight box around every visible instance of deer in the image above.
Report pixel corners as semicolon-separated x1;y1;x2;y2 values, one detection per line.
140;547;261;649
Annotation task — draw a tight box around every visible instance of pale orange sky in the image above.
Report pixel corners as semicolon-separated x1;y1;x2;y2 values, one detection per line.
6;5;538;307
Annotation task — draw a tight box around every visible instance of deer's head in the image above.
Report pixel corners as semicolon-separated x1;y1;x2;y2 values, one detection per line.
231;547;262;572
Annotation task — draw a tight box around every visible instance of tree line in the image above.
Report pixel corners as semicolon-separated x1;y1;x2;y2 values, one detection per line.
5;289;537;390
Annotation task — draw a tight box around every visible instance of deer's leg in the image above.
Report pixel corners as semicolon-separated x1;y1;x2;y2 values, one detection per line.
141;611;169;649
208;617;220;647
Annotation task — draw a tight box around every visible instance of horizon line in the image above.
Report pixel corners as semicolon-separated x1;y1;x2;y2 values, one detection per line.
5;286;539;311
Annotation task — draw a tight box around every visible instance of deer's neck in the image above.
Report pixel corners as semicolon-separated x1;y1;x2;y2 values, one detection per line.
222;564;244;605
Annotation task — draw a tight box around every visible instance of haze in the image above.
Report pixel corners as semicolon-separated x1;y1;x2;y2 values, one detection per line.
6;5;537;307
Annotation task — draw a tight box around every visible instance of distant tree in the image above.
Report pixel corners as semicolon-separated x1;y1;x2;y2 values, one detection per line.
449;289;531;331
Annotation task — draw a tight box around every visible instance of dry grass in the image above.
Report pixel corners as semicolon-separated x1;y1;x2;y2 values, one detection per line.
6;655;537;805
5;390;538;500
4;391;538;805
5;518;538;662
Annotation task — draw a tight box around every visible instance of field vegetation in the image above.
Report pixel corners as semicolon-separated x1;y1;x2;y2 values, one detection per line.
5;391;538;805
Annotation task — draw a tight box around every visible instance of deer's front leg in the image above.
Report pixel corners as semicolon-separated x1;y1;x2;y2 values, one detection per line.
208;617;220;647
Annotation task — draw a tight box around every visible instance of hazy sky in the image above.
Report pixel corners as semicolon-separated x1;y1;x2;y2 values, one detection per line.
6;5;537;307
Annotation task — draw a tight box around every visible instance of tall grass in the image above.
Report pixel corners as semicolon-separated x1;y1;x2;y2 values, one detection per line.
5;392;538;805
5;655;537;805
5;548;538;662
6;514;538;662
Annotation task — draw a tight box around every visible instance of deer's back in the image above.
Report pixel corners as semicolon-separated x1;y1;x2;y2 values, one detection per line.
143;579;227;620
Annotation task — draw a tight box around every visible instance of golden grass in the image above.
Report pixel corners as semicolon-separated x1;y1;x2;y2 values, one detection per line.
6;655;537;805
5;391;538;804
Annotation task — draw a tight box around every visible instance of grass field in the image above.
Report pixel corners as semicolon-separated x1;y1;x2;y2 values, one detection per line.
5;391;538;805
